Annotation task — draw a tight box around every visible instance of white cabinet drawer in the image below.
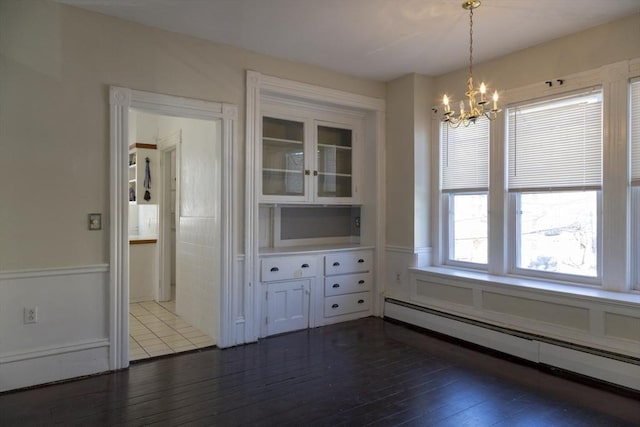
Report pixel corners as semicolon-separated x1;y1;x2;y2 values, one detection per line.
324;250;372;275
324;292;370;317
261;256;316;282
324;272;372;296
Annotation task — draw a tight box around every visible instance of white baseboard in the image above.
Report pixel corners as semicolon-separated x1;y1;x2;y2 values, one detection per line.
0;265;110;392
539;342;640;391
384;299;640;391
0;340;110;392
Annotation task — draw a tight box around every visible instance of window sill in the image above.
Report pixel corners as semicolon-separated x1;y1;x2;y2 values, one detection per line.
409;266;640;307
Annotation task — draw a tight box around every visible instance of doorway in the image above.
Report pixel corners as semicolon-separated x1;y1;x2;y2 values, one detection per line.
109;87;238;370
127;111;221;360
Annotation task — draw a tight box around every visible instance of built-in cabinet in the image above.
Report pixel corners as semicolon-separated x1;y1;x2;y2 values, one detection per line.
128;144;158;204
260;248;373;337
323;250;372;319
260;109;360;204
249;72;384;342
261;254;316;336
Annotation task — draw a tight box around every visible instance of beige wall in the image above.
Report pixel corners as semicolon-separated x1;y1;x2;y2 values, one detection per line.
0;0;385;270
434;13;640;104
385;73;433;250
385;75;416;247
412;74;432;250
2;0;638;271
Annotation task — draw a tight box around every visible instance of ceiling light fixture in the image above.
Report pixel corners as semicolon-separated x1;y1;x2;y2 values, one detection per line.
442;0;500;128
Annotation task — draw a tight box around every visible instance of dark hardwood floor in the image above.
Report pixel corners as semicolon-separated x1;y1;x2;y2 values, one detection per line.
1;317;639;426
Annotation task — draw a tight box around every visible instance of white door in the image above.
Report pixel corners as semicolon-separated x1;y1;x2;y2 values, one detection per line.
265;280;310;336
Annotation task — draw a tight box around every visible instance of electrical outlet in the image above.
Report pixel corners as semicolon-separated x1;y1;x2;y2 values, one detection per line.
24;307;38;324
88;213;102;230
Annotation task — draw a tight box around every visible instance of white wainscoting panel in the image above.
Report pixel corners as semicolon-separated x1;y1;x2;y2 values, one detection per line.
384;301;540;362
384;246;431;300
0;265;109;392
384;267;640;391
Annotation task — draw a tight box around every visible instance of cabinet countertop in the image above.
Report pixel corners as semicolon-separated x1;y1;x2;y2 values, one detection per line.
129;235;158;244
259;244;373;257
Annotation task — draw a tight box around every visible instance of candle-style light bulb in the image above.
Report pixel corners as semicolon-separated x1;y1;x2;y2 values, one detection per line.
459;100;465;115
443;94;450;112
479;82;487;102
492;91;499;110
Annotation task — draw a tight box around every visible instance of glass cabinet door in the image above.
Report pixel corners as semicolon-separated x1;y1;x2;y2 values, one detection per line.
316;124;353;199
262;116;306;198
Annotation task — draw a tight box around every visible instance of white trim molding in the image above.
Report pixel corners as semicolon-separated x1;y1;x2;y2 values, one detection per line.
0;339;110;364
385;245;432;256
0;264;108;281
110;87;240;372
246;71;386;334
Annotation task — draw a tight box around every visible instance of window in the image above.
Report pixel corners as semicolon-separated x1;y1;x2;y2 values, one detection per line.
631;79;640;289
441;119;490;266
507;90;603;280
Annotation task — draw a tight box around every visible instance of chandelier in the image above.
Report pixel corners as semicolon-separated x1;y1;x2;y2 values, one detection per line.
442;0;500;128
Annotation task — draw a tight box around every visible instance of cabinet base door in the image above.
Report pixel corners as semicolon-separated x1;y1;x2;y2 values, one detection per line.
265;280;310;336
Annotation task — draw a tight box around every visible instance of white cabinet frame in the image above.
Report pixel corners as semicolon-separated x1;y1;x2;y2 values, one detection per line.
246;72;386;342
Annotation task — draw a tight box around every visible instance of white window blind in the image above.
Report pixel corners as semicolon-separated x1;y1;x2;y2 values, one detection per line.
441;119;490;192
507;89;602;192
631;79;640;186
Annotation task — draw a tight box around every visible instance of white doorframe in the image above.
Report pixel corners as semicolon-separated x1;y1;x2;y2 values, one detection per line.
159;143;178;302
109;87;238;370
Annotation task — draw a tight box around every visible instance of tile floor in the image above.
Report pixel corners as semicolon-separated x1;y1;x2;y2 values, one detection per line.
129;300;215;361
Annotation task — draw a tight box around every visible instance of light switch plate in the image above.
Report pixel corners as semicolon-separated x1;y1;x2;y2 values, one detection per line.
88;213;102;230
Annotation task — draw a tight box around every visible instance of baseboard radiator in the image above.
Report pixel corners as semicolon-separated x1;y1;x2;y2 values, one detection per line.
384;298;640;392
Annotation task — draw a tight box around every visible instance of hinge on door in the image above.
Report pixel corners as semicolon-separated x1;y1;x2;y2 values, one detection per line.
265;316;268;325
266;292;268;301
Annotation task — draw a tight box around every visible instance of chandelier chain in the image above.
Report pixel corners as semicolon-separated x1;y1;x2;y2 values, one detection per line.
469;6;474;77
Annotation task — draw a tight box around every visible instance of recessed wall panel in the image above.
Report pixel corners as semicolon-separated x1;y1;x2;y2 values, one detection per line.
482;292;589;331
415;280;474;306
605;313;640;341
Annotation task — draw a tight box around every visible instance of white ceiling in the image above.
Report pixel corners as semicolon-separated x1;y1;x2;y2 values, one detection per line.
57;0;640;81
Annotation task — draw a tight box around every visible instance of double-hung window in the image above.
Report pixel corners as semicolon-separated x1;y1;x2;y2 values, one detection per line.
631;79;640;290
507;89;603;281
441;119;490;266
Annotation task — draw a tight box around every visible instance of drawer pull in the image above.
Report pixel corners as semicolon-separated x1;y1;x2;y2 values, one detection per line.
332;283;340;288
357;299;365;304
301;263;310;268
332;262;340;267
358;259;365;263
332;304;339;309
270;267;279;272
358;280;365;284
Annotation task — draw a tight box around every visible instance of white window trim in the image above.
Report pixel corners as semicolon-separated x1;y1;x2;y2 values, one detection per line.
508;191;603;286
631;77;640;290
432;58;640;294
442;191;489;270
632;188;640;290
